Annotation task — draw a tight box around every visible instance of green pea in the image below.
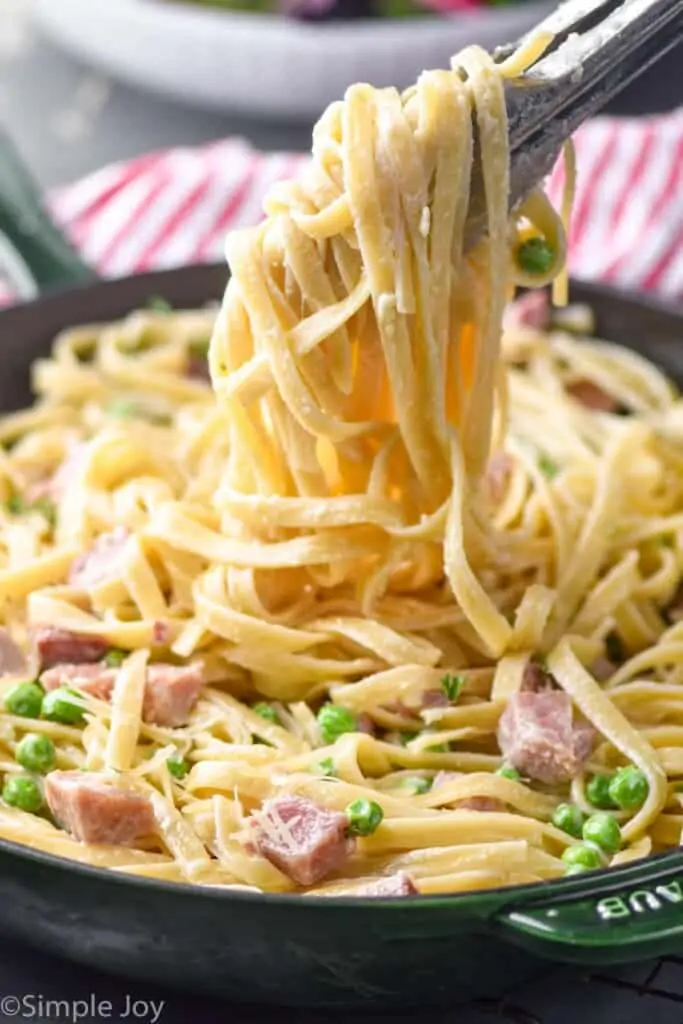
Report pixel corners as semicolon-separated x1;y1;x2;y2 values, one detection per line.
496;764;521;782
31;499;57;528
516;239;556;276
167;757;189;780
3;775;44;814
104;648;127;668
609;766;649;810
146;295;173;313
552;803;586;839
15;733;56;774
345;798;384;837
5;681;44;719
317;704;358;745
189;338;211;359
397;730;418;746
253;702;279;725
5;495;26;516
582;812;622;855
586;773;617;809
312;757;337;778
397;776;432;795
42;687;86;725
564;862;593;876
441;674;464;701
107;399;138;419
538;452;559;479
561;843;602;870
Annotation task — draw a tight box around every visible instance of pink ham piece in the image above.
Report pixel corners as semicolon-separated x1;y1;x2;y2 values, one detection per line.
41;662;203;728
251;794;354;886
45;770;155;845
186;355;211;383
142;664;204;727
68;527;129;588
34;628;108;670
28;442;89;504
505;291;550;331
0;628;27;676
42;663;116;702
497;691;594;785
355;872;418;897
381;700;418;721
152;620;172;646
485;452;513;505
456;796;507;812
421;688;449;709
590;657;616;683
382;689;448;721
356;713;376;736
567;379;619;413
521;660;555;693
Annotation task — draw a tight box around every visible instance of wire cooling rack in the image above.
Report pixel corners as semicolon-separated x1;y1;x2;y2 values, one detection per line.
465;959;683;1024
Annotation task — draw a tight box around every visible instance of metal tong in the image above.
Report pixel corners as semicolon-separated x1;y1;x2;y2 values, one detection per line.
466;0;683;242
505;0;683;201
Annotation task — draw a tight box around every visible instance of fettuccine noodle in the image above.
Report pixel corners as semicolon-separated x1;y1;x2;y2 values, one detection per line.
0;36;679;897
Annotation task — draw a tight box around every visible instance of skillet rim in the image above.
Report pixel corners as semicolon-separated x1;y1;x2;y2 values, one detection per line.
0;263;681;910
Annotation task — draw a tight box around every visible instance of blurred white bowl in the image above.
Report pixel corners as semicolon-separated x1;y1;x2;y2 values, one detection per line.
32;0;554;120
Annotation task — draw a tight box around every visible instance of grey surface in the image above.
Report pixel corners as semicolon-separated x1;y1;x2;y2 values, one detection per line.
0;4;681;190
0;6;312;191
0;942;682;1023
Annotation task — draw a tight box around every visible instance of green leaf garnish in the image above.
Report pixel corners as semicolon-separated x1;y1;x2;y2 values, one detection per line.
441;673;465;702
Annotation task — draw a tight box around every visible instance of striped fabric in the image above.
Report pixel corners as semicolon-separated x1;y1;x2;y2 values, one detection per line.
22;109;683;302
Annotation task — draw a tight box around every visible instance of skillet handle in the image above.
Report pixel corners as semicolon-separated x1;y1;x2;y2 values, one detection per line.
492;851;683;965
0;129;95;299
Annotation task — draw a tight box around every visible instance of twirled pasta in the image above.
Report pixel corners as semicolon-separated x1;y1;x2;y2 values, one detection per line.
0;38;679;896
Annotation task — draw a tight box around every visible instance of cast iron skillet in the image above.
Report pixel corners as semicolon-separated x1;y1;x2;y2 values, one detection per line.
1;136;683;1010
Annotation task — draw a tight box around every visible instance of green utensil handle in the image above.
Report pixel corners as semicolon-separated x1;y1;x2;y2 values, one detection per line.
495;850;683;965
0;129;95;297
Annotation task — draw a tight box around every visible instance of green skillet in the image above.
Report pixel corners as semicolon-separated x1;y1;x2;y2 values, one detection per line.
1;131;683;1010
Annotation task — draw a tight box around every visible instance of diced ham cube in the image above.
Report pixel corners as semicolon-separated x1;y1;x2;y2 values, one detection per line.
45;770;155;845
421;688;449;709
34;628;108;670
567;379;619;413
251;794;354;886
68;527;129;588
381;700;419;721
497;691;594;785
573;720;596;764
41;661;203;727
152;620;171;646
32;443;89;504
521;660;555;693
455;796;507;812
505;291;550;331
142;664;204;727
187;355;211;383
355;872;418;897
0;628;27;676
485;452;513;504
590;657;616;682
41;663;116;702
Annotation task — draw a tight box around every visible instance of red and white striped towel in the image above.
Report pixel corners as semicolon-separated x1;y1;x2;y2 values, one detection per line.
27;107;683;302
